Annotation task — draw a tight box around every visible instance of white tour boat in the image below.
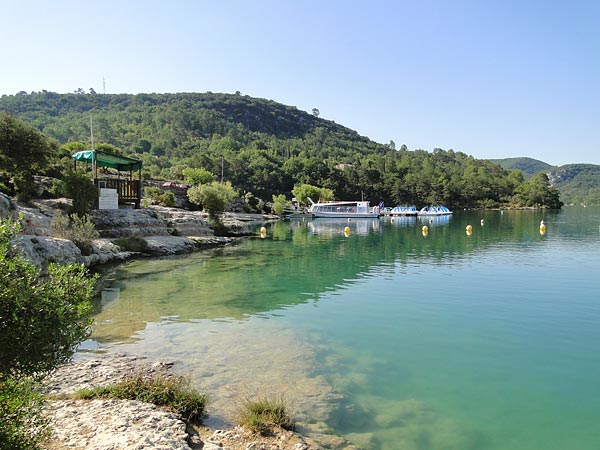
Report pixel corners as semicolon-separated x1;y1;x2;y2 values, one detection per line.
307;198;381;218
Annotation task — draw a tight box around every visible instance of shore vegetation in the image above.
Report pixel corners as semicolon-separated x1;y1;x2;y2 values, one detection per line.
237;394;296;435
73;373;208;425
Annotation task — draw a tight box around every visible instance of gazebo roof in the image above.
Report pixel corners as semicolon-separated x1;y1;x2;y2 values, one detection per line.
72;150;143;171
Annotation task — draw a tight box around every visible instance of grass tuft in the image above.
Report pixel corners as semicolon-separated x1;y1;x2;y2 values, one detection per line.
74;373;207;425
237;393;295;435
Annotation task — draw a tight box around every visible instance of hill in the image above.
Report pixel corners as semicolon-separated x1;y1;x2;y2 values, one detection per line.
548;164;600;205
0;91;563;209
489;157;600;205
487;157;555;179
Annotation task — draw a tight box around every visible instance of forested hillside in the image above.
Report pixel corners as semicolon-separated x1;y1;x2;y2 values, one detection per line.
488;157;555;179
490;157;600;205
548;164;600;205
0;91;562;209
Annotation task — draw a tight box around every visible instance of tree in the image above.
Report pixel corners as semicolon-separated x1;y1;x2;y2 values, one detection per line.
312;108;320;118
62;169;98;216
292;183;322;205
187;181;237;220
272;194;289;216
182;167;215;186
0;113;59;201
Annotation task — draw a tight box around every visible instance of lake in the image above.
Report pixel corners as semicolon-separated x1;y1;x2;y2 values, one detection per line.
87;206;600;450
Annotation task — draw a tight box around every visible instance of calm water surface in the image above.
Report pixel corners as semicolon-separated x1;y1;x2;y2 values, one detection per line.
88;206;600;450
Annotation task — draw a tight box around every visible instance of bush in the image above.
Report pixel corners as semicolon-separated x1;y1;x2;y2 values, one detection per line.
157;191;176;207
113;236;148;253
50;213;99;247
62;170;98;216
75;373;207;425
0;217;96;450
188;181;237;220
271;194;289;216
237;394;295;435
0;378;49;450
144;187;176;207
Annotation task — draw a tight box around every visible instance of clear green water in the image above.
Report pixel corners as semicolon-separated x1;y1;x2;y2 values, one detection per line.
89;206;600;450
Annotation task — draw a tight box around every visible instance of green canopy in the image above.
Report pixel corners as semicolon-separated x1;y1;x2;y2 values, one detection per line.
72;150;143;171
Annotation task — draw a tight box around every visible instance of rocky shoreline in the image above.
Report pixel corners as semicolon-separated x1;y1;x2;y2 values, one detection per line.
41;353;346;450
2;193;359;449
1;193;278;271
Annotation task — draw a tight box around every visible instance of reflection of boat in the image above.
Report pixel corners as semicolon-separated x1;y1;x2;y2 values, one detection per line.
418;205;452;216
307;218;382;236
390;205;417;216
307;198;381;218
388;215;417;227
418;214;451;226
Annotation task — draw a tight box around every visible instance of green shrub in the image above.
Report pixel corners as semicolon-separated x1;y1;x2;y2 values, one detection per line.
62;170;98;217
0;217;96;450
144;186;161;200
237;394;295;435
75;373;207;425
188;181;237;220
0;378;50;450
113;236;148;253
50;213;99;247
157;191;176;207
144;187;176;207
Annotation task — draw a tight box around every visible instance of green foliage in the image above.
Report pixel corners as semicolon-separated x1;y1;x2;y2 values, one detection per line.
182;167;215;186
548;164;600;205
244;191;262;212
113;236;148;253
271;194;289;216
237;394;295;435
489;157;554;179
75;373;207;425
158;191;176;207
0;217;96;450
514;172;563;209
292;184;322;205
0;112;59;176
50;212;99;244
0;220;96;378
188;181;237;219
0;92;570;209
144;186;177;207
62;170;98;216
0;378;50;450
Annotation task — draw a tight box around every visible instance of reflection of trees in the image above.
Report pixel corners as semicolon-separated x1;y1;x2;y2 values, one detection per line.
94;210;566;343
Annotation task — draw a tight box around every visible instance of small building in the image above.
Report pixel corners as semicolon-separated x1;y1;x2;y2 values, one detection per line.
72;150;143;209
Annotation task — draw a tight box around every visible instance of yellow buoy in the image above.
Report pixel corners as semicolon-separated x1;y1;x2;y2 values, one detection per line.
344;226;351;237
260;226;267;239
422;225;429;237
466;224;473;236
540;224;546;235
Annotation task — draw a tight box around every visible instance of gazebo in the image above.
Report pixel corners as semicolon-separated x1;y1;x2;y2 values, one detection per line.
72;150;143;209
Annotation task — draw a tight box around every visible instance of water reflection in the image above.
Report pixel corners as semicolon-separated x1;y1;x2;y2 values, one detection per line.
307;218;382;236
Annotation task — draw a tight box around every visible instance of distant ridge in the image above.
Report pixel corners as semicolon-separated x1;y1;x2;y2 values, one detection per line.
488;157;555;179
489;157;600;205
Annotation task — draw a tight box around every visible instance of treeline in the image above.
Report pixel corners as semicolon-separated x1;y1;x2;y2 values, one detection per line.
0;91;562;208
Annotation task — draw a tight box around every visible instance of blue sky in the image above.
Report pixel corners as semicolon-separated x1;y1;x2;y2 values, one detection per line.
2;0;599;165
